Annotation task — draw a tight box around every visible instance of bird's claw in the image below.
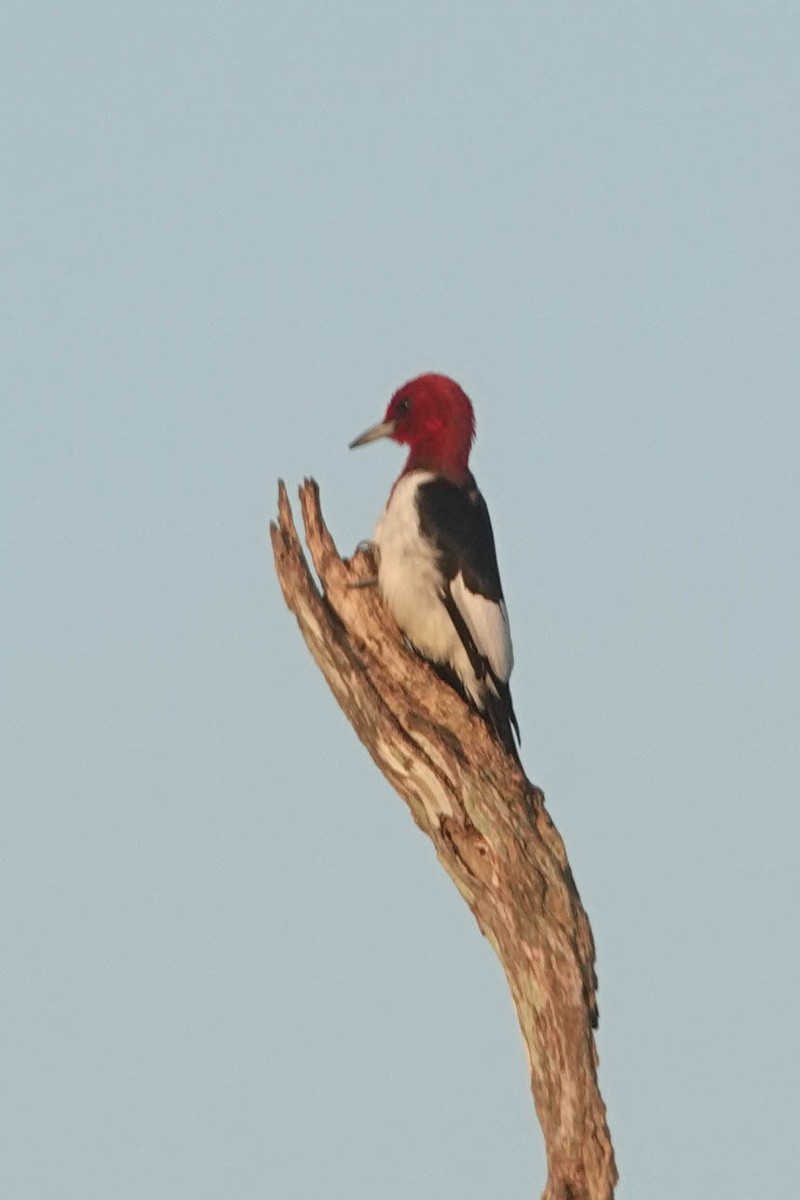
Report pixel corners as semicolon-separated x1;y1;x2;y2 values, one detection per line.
348;540;380;589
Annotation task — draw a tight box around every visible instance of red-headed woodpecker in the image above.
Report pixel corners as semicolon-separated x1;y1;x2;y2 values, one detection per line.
350;373;520;757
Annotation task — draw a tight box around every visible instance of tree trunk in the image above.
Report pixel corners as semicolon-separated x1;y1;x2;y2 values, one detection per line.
270;479;617;1200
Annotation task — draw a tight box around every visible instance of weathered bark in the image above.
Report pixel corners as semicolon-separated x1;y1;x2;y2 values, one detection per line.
270;479;617;1200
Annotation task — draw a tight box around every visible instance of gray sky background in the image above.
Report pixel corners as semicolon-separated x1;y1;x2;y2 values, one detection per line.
3;5;798;1198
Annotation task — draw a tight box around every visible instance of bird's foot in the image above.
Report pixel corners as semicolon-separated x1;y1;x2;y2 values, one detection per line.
348;539;379;588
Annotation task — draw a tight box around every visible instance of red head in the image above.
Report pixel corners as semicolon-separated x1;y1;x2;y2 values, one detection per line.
350;373;476;483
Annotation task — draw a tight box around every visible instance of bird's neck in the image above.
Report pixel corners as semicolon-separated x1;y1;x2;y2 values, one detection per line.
402;433;472;487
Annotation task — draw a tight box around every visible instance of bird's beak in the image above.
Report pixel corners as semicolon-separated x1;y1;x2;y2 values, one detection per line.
349;419;395;449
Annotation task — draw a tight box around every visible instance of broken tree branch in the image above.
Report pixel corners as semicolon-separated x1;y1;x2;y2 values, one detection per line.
270;479;617;1200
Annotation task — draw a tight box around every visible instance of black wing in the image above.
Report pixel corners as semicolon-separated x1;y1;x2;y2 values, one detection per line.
417;475;520;756
416;475;504;600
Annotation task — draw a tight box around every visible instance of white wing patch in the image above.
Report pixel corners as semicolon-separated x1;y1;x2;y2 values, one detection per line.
451;573;513;683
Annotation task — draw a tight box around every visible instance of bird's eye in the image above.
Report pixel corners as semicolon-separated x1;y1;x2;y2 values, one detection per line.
395;397;411;415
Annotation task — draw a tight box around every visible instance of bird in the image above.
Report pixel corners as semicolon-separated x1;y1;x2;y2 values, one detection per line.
349;373;520;758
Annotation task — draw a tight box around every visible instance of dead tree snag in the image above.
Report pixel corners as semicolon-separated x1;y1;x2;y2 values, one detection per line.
270;479;617;1200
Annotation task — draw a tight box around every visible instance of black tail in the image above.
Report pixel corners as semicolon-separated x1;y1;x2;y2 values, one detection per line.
483;677;521;762
427;655;521;763
439;588;522;762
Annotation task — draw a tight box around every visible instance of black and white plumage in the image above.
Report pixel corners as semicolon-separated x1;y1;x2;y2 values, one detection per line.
374;470;519;754
350;373;520;758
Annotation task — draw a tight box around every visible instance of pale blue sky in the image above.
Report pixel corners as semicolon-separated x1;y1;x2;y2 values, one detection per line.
3;5;798;1198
